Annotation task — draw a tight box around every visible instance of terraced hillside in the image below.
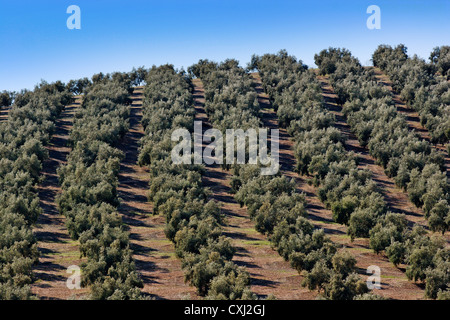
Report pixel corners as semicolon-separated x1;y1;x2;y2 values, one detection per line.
3;47;448;300
31;96;88;300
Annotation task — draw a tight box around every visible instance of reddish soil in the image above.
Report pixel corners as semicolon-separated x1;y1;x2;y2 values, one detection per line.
251;73;428;300
116;87;199;300
0;106;10;122
316;74;429;229
317;74;449;245
372;67;450;180
192;78;316;300
29;73;445;300
31;96;89;300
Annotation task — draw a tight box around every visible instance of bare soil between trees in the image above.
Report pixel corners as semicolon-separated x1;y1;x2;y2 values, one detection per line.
116;87;199;300
0;106;10;122
31;96;89;300
317;73;449;246
28;72;446;300
251;72;428;300
192;78;316;300
372;67;450;181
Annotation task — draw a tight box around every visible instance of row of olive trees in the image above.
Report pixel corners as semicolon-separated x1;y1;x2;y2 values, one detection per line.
316;48;449;234
65;67;148;96
314;48;449;299
190;59;261;134
430;46;450;79
249;51;387;300
373;44;450;147
252;51;389;237
0;91;15;108
191;56;376;300
138;64;254;300
0;81;72;299
57;72;144;300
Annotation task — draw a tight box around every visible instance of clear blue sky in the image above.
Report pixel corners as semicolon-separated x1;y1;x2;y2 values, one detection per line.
1;0;449;91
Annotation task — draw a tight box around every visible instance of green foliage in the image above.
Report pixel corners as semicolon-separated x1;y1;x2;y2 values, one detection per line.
373;44;408;70
347;208;377;240
407;247;436;282
331;196;358;225
0;81;72;299
138;65;253;299
207;272;256;300
369;213;407;254
429;46;450;79
374;44;449;146
66;78;91;95
321;45;449;234
314;47;355;76
0;91;14;107
301;260;331;292
331;250;357;278
428;200;450;234
129;66;148;86
252;47;449;300
386;241;406;267
353;293;386;300
254;51;388;244
301;259;368;300
182;249;250;299
249;51;376;299
424;255;449;300
324;273;368;300
57;74;144;300
404;235;446;287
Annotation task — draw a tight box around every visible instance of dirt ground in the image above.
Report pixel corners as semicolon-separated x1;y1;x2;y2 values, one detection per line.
28;71;446;300
372;67;450;181
0;106;10;122
192;78;316;300
116;87;199;300
31;96;89;300
251;72;429;300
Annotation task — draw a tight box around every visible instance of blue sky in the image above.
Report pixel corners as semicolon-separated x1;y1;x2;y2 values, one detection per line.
0;0;449;91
